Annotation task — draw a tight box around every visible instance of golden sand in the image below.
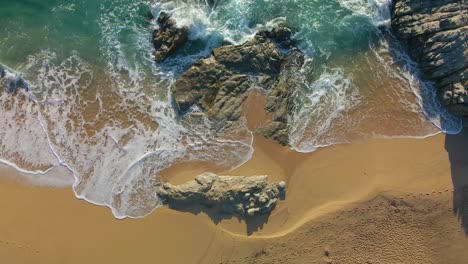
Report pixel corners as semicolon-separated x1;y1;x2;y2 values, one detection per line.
1;128;467;263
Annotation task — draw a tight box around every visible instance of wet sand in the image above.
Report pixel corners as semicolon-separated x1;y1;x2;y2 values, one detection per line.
1;129;467;263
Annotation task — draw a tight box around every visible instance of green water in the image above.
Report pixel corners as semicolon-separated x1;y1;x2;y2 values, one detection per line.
0;0;152;64
0;0;383;72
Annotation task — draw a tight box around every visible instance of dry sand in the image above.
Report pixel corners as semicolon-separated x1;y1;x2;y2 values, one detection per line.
1;129;467;263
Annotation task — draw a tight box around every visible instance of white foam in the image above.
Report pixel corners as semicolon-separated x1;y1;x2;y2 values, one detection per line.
338;0;392;26
289;64;361;152
370;33;463;135
0;0;255;218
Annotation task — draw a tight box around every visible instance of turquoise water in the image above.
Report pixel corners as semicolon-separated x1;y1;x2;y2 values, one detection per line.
0;0;462;218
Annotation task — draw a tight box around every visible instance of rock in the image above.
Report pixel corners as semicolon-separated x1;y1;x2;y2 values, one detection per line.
391;0;468;117
171;57;252;120
258;25;294;49
256;49;305;145
278;181;287;190
0;65;28;93
169;25;304;145
0;65;5;78
155;172;286;217
152;11;189;63
212;35;285;75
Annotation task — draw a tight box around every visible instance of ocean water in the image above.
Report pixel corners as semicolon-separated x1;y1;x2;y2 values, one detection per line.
0;0;462;218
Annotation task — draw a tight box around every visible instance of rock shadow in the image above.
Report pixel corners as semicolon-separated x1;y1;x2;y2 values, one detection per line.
384;9;468;234
167;203;274;236
445;128;468;235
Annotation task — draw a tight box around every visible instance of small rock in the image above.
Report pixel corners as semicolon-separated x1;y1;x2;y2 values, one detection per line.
278;181;287;190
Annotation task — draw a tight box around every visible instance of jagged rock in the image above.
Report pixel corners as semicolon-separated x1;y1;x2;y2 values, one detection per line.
212;36;285;75
391;0;468;117
156;173;286;216
170;24;303;145
171;57;252;120
152;11;189;62
257;49;305;145
258;25;294;50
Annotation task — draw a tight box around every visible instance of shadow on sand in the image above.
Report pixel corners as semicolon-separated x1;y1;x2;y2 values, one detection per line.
445;128;468;235
168;204;273;236
381;23;468;235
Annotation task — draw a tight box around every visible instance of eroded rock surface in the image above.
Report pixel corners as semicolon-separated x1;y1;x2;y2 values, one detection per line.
170;24;304;145
152;11;189;62
391;0;468;117
156;173;286;216
256;49;305;145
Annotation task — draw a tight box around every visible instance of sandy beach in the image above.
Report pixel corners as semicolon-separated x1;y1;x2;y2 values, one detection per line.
1;0;467;263
1;129;467;263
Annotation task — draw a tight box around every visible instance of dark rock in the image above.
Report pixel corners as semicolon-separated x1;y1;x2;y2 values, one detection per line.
152;11;189;63
212;35;285;75
0;65;5;79
156;172;286;216
171;57;252;120
256;49;305;145
170;25;304;145
391;0;468;117
256;121;290;146
258;25;294;49
0;65;28;93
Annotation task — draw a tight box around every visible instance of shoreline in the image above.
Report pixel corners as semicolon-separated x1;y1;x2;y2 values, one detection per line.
1;130;467;263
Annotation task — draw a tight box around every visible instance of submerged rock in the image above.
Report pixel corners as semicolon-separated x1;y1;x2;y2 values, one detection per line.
0;65;28;93
169;23;303;145
156;172;286;216
152;11;189;62
391;0;468;117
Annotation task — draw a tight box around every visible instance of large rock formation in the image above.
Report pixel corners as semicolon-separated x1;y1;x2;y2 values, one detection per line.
152;11;189;62
169;23;304;145
391;0;468;118
156;173;286;217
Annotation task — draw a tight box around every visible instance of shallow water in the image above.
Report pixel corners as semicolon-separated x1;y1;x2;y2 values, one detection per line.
0;0;462;218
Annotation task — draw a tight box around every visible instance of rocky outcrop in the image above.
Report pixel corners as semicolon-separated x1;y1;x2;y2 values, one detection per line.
256;49;305;145
211;35;285;75
156;172;286;216
170;23;304;145
0;65;28;93
170;57;252;120
152;11;188;62
391;0;468;117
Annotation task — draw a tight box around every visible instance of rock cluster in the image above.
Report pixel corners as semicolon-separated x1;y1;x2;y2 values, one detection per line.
156;173;286;217
168;20;304;145
0;65;28;93
152;11;189;63
391;0;468;117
